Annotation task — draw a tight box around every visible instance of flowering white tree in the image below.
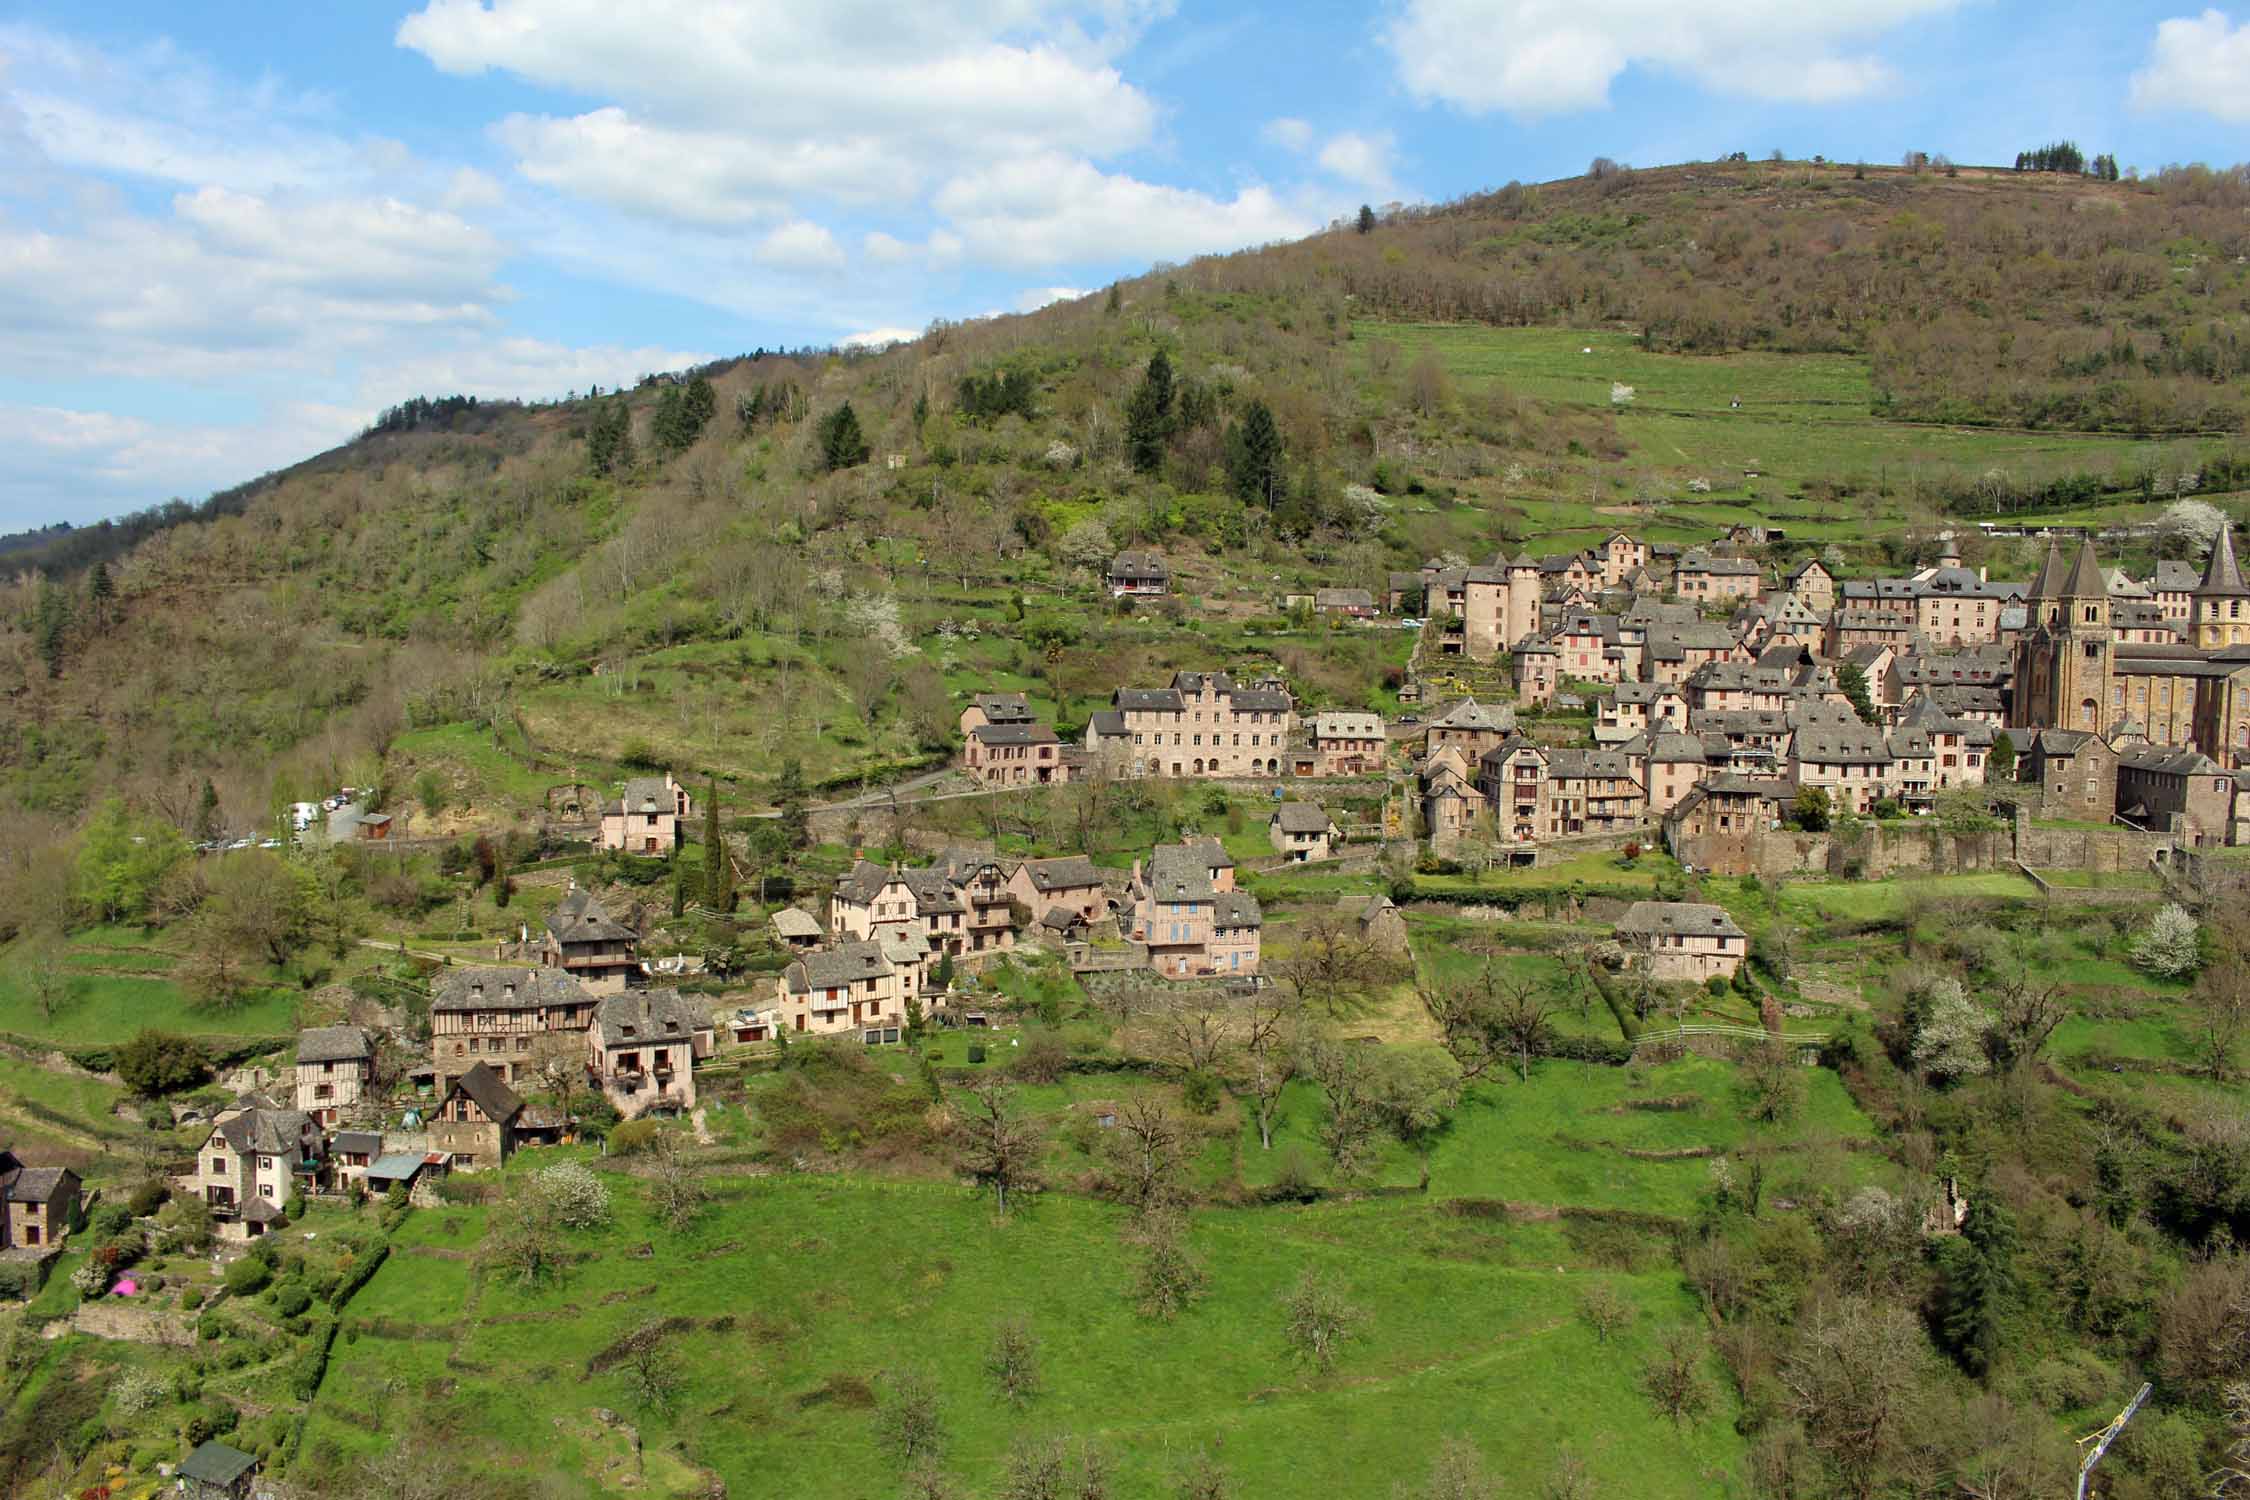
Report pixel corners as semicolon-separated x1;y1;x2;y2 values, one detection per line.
538;1160;612;1229
842;593;916;660
1059;519;1114;571
2131;903;2203;979
2157;499;2227;555
1911;978;1992;1082
1610;383;1636;406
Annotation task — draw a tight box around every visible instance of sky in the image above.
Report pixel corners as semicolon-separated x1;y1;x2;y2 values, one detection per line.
3;2;2250;528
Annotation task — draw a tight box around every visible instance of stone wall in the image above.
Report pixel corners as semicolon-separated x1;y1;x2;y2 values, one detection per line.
1673;809;2173;883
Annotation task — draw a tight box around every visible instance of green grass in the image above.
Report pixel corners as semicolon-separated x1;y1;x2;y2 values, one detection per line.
0;931;298;1044
1777;872;2039;923
2029;869;2163;891
319;1169;1744;1498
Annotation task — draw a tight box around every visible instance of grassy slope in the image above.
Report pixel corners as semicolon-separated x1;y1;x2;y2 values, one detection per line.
319;1172;1740;1500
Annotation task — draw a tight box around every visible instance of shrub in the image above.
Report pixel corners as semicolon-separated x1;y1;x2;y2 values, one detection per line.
126;1179;169;1217
183;1401;237;1445
608;1120;659;1157
271;1283;312;1319
181;1287;204;1310
88;1204;133;1240
1704;975;1728;997
1181;1070;1222;1115
538;1161;612;1229
967;1043;987;1065
223;1258;272;1297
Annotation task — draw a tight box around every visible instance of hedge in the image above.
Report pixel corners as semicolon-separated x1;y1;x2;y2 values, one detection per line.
291;1318;340;1401
329;1240;390;1310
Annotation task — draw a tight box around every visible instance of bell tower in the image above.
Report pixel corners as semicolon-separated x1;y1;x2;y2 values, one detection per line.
2053;540;2112;733
2191;524;2249;651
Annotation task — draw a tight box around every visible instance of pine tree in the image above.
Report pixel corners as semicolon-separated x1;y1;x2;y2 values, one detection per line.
588;398;634;476
1226;400;1284;506
1838;663;1877;724
1988;731;2015;781
681;375;716;440
86;561;114;625
818;404;870;471
1125;351;1175;474
195;779;221;841
911;390;929;431
1356;203;1376;235
33;583;70;678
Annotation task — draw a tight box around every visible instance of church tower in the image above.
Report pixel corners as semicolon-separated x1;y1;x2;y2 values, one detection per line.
2052;540;2112;732
2190;523;2250;651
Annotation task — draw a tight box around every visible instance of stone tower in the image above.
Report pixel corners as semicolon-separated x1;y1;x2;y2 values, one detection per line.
2052;539;2112;732
2191;523;2250;651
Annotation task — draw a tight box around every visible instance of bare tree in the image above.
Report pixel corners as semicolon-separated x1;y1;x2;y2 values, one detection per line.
2195;953;2250;1082
646;1132;709;1230
1781;1299;1930;1500
1421;966;1554;1083
614;1318;684;1411
985;1316;1043;1408
1103;1097;1186;1217
1411;1437;1499;1500
19;929;73;1020
1125;1209;1209;1320
876;1367;947;1465
1281;1269;1364;1371
956;1075;1042;1218
1641;1327;1711;1427
1984;965;2065;1073
479;1177;564;1286
1152;993;1231;1074
1274;912;1390;1019
1240;986;1301;1151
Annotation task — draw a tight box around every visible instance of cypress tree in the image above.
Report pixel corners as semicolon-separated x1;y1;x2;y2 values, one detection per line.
1356;203;1376;234
1125;351;1175;473
1226;400;1284;506
777;757;811;850
819;404;870;470
703;776;726;910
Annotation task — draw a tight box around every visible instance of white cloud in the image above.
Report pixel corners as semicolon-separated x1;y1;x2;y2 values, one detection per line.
2131;9;2250;122
934;153;1312;268
400;1;1159;221
755;219;845;272
863;231;913;264
1317;131;1397;196
840;326;921;350
1385;0;1955;115
1261;116;1315;152
0;401;366;514
1014;285;1086;312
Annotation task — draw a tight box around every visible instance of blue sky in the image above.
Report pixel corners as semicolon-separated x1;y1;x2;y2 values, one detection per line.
2;1;2249;527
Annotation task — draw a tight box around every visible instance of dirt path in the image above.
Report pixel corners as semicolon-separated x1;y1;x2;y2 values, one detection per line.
689;1107;715;1146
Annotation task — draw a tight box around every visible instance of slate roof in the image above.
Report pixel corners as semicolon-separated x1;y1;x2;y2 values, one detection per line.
1611;681;1685;706
784;941;895;994
770;907;824;939
2058;540;2106;599
1644;731;1707;764
1271;802;1335;834
1086;709;1127;737
1141;838;1234;903
1615;901;1745;940
178;1440;260;1487
1108;551;1169;580
1315;588;1376;610
1114;687;1183;712
2117;745;2225;776
2;1165;72;1203
216;1104;313;1156
2198;525;2248;598
970;722;1060;746
971;692;1034;722
449;1061;523;1124
2030;728;2104;756
432;966;588;1015
294;1025;370;1064
1313;710;1385;739
1014;856;1105;892
1213;891;1264;929
1543;748;1639;780
591;987;703;1048
333;1131;383;1158
545;886;636;946
834;860;899;905
618;776;677;814
1791;726;1895;765
1678;551;1762;576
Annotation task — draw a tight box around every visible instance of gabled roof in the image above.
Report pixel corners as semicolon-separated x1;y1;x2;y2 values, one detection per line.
2117;744;2225;776
1270;802;1336;833
970;722;1060;747
971;692;1034;722
2197;524;2248;598
432;966;588;1015
333;1131;383;1158
449;1061;523;1125
294;1025;371;1064
216;1104;314;1156
834;859;905;905
2150;560;2202;593
1140;838;1234;903
770;907;824;938
1615;901;1745;940
592;987;705;1048
1213;891;1263;929
786;940;895;993
1312;710;1385;739
1014;855;1105;892
1108;550;1169;578
2;1165;74;1203
545;886;636;946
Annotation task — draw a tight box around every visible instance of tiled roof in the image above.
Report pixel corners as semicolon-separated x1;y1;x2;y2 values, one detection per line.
1615;901;1745;939
592;987;705;1048
294;1025;371;1064
432;966;588;1014
786;941;895;993
1271;802;1335;833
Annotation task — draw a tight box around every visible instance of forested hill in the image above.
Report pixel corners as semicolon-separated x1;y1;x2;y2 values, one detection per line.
3;153;2249;849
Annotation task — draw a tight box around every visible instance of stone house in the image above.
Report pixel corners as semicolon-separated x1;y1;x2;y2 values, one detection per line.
1336;892;1409;954
1662;775;1791;876
1614;901;1747;983
1602;531;1650;588
430;967;597;1096
292;1024;373;1126
1097;671;1295;778
330;1131;383;1193
599;774;692;855
1643;623;1747;685
535;885;639;993
1107;551;1170;597
1129;838;1262;978
2019;730;2118;823
197;1095;321;1236
1309;710;1387;776
964;721;1072;786
1418;747;1480;849
1422;698;1515;761
1633;731;1710;816
958;692;1034;738
1511;637;1559;704
587;988;712;1117
2148;559;2201;622
2116;745;2237;845
426;1062;523;1170
1784;558;1836;615
1675;551;1763;603
1007;856;1109;928
0;1151;79;1251
1314;587;1377;618
1787;724;1897;816
1597;682;1689;745
775;942;911;1040
1269;802;1340;862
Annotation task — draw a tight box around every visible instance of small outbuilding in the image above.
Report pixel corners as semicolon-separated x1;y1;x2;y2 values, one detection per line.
177;1438;261;1499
